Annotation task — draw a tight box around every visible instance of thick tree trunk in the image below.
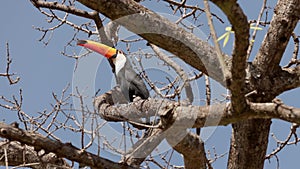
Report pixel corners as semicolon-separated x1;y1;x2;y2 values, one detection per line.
228;119;271;169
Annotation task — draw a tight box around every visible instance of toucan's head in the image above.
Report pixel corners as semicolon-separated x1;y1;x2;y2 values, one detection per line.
77;40;127;74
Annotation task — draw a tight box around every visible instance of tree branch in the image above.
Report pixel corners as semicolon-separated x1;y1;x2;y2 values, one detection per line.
284;32;300;68
0;122;137;169
166;130;209;169
0;42;20;85
246;0;267;59
211;0;249;114
265;123;299;160
94;89;300;130
123;129;165;167
253;0;300;73
30;0;95;19
0;141;70;169
162;0;224;23
203;0;229;82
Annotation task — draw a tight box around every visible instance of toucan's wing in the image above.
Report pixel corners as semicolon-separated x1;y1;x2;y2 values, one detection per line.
124;64;149;101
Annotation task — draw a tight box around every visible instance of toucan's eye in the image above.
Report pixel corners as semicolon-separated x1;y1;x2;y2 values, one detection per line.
118;50;123;54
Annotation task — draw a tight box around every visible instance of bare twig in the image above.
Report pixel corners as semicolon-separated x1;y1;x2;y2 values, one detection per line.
205;75;211;106
134;52;178;100
163;0;224;23
149;43;194;103
207;147;227;165
284;32;300;68
175;8;197;24
248;20;270;27
30;0;95;19
0;42;20;85
197;75;211;135
33;9;95;44
247;0;267;59
121;38;144;43
203;0;229;82
265;123;299;159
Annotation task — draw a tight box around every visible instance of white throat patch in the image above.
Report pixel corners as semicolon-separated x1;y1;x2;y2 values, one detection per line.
114;53;127;75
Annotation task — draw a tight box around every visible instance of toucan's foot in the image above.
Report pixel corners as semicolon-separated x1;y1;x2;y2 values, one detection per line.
133;96;143;102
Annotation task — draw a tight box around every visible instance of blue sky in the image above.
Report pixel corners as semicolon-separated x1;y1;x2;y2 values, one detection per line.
0;0;300;168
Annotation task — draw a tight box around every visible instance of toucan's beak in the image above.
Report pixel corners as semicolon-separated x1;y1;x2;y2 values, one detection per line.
77;40;117;58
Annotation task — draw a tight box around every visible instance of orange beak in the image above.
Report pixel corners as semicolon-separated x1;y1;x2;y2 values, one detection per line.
77;40;117;58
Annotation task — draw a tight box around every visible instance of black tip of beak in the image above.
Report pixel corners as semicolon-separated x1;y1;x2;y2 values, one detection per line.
77;40;87;46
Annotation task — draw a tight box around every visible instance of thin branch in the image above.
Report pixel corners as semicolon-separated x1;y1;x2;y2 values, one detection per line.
284;32;300;68
135;52;180;100
203;0;229;82
207;147;228;165
0;42;20;85
265;123;299;159
248;20;270;27
246;0;267;59
163;0;224;23
30;0;95;19
197;75;211;135
36;9;94;35
175;8;197;24
149;43;194;103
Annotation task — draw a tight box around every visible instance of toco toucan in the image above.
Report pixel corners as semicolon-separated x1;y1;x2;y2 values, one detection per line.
77;40;149;102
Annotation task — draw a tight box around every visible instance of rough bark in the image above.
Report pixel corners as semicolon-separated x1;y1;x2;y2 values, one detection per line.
0;122;137;169
227;120;271;169
212;0;249;114
253;0;300;74
166;130;207;169
93;89;300;132
0;141;70;169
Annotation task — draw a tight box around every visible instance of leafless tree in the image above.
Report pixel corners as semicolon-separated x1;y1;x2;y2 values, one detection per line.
0;0;300;168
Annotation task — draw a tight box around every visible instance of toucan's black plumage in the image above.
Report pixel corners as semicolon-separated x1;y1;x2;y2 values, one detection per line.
112;51;149;101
